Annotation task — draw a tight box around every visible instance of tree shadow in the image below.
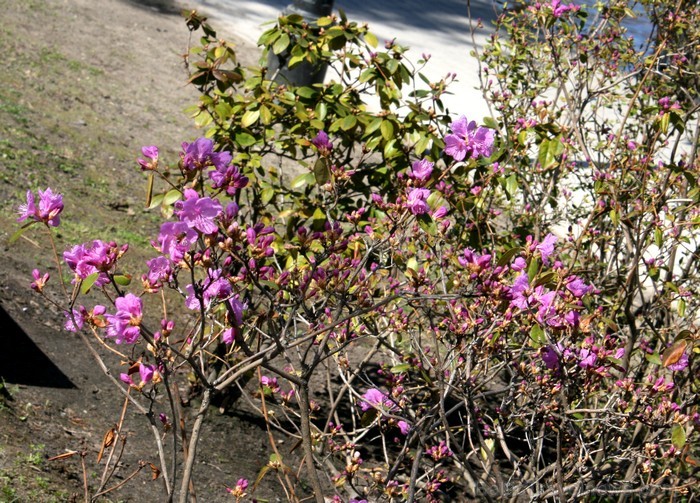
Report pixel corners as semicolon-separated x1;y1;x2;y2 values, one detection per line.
0;305;75;389
118;0;187;16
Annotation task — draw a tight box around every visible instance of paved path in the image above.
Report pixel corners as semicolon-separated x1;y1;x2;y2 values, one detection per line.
193;0;500;121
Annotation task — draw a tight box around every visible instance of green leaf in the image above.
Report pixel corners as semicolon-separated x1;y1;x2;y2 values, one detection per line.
147;193;164;210
241;109;260;128
390;363;411;374
417;213;437;235
645;352;662;366
315;101;327;121
529;324;545;348
296;86;317;99
364;31;378;48
113;274;132;286
527;257;539;282
380;120;395;141
483;116;499;130
313;157;331;185
505;174;518;198
317;16;334;27
8;225;31;245
80;272;100;295
291;172;315;189
341;115;357;131
261;186;275;205
272;33;290;55
162;189;181;206
145;173;154;208
671;424;686;448
259;105;272;125
235;132;257;147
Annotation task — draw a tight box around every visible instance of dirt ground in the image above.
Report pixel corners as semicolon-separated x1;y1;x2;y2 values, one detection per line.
0;0;298;501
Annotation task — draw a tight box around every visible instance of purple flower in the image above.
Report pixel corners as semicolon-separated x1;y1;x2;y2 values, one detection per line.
311;130;333;155
536;290;559;326
181;137;231;171
667;351;689;372
185;268;232;311
397;420;411;435
410;158;434;183
157;221;198;263
578;348;598;369
30;269;50;292
510;273;531;309
458;248;492;271
208;163;248;196
105;293;143;344
406;188;431;215
511;256;527;271
175;188;223;235
541;345;563;370
17;188;64;227
137;145;159;170
550;0;578;17
444;116;495;161
64;240;125;286
143;256;173;290
64;306;88;332
536;233;557;264
139;363;156;385
359;388;395;412
566;276;593;298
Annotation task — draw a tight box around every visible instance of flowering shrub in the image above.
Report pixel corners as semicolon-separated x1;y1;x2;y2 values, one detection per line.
16;0;700;501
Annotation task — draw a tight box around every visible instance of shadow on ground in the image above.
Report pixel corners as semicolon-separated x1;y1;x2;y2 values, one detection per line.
0;305;75;389
119;0;185;16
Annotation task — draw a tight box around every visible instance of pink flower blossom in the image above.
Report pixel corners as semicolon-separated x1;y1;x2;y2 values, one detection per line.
407;188;431;215
181;137;231;171
105;294;143;344
311;130;333;156
410;158;434;183
157;221;198;263
536;233;557;264
444;116;495;161
137;145;159;170
30;269;50;292
185;268;232;311
175;188;223;235
17;188;64;227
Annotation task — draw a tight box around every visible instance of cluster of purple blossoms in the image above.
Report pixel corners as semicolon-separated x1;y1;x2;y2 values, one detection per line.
156;221;198;263
209;163;249;197
180;137;232;172
17;188;64;227
185;268;232;311
174;188;223;235
104;293;143;344
64;240;128;286
406;187;431;215
444;115;495;161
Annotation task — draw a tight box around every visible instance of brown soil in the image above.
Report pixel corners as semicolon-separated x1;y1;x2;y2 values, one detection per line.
0;1;293;501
